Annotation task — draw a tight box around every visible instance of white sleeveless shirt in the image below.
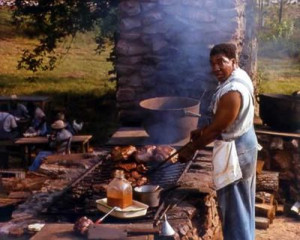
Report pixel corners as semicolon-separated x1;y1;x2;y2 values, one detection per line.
212;68;254;141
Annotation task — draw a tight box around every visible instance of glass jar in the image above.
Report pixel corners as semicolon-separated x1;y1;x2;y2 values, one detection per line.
107;170;133;209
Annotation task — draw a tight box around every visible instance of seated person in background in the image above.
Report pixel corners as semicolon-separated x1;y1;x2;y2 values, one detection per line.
29;120;72;171
0;105;19;140
25;107;48;136
9;101;30;119
55;112;83;135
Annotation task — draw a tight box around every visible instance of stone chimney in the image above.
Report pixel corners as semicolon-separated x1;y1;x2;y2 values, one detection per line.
116;0;257;125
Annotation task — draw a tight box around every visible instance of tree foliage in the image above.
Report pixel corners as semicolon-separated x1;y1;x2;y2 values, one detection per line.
13;0;118;72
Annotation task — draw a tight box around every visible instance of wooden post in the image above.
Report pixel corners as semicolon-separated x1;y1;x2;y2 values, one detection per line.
279;0;284;23
256;160;265;175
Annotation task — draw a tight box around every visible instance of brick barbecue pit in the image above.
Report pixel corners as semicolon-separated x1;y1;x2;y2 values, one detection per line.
1;131;298;239
0;148;222;240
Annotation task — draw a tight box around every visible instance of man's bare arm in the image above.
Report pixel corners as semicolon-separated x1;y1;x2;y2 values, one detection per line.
193;91;241;147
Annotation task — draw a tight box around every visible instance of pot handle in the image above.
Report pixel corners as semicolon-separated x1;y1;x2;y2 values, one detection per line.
183;110;201;118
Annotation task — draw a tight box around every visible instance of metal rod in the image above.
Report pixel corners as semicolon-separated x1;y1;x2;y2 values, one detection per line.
183;110;201;118
147;142;192;175
95;206;117;224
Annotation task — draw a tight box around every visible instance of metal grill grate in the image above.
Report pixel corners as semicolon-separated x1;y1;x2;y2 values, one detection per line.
46;154;191;222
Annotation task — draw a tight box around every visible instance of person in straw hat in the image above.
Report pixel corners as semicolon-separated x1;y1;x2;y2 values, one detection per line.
54;111;83;135
29;119;72;171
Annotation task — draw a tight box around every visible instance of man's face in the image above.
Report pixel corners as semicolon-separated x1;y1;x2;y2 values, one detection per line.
210;53;236;83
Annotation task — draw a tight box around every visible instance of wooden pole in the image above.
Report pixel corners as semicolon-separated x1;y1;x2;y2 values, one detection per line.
279;0;284;23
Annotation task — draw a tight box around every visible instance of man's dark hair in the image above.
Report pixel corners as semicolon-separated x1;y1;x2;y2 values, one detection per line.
210;43;237;59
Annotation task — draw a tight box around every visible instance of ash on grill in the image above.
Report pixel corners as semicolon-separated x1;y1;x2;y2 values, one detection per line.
47;145;190;222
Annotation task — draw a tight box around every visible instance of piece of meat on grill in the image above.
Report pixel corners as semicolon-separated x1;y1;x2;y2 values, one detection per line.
131;170;142;180
127;177;136;186
73;216;94;235
136;163;148;173
115;162;137;172
153;146;178;163
127;176;148;187
134;145;156;163
111;146;137;161
136;177;148;186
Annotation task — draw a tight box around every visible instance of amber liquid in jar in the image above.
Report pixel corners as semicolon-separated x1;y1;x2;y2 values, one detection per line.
107;170;132;209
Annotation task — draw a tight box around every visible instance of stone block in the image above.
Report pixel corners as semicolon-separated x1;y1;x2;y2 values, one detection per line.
140;65;156;77
116;64;138;75
116;88;136;102
116;40;149;56
117;101;137;109
152;38;168;52
143;21;170;34
119;32;141;41
118;110;143;125
143;11;164;25
119;0;141;16
120;17;142;31
141;2;157;13
128;74;142;87
118;55;143;65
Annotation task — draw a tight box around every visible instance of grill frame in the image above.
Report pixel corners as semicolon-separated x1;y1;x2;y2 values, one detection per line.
46;152;192;223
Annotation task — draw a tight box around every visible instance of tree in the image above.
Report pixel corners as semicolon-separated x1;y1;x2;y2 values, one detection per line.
13;0;118;72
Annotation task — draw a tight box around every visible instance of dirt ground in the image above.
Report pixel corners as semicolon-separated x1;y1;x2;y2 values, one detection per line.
256;216;300;240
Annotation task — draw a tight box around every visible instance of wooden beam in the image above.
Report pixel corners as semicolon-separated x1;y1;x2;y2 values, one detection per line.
255;217;270;229
255;203;276;223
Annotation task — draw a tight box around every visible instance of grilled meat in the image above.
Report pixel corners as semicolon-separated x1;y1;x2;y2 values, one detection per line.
108;145;176;188
136;177;148;186
111;146;137;161
136;163;148;173
134;145;156;163
116;162;137;172
153;146;178;163
127;175;148;187
131;170;142;180
73;216;93;235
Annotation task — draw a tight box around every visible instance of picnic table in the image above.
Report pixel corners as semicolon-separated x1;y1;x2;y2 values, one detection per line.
14;135;92;164
0;95;51;110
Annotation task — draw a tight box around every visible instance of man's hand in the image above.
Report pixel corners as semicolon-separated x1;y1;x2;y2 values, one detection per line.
178;141;197;163
190;128;203;142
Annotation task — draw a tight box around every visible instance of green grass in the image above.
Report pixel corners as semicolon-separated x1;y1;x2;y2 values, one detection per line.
0;8;119;145
257;4;300;95
257;57;300;94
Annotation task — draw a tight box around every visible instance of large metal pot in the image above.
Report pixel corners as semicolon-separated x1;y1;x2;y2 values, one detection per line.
139;96;200;143
258;93;300;131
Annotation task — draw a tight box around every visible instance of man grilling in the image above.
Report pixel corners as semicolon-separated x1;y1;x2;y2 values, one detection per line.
180;43;258;240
